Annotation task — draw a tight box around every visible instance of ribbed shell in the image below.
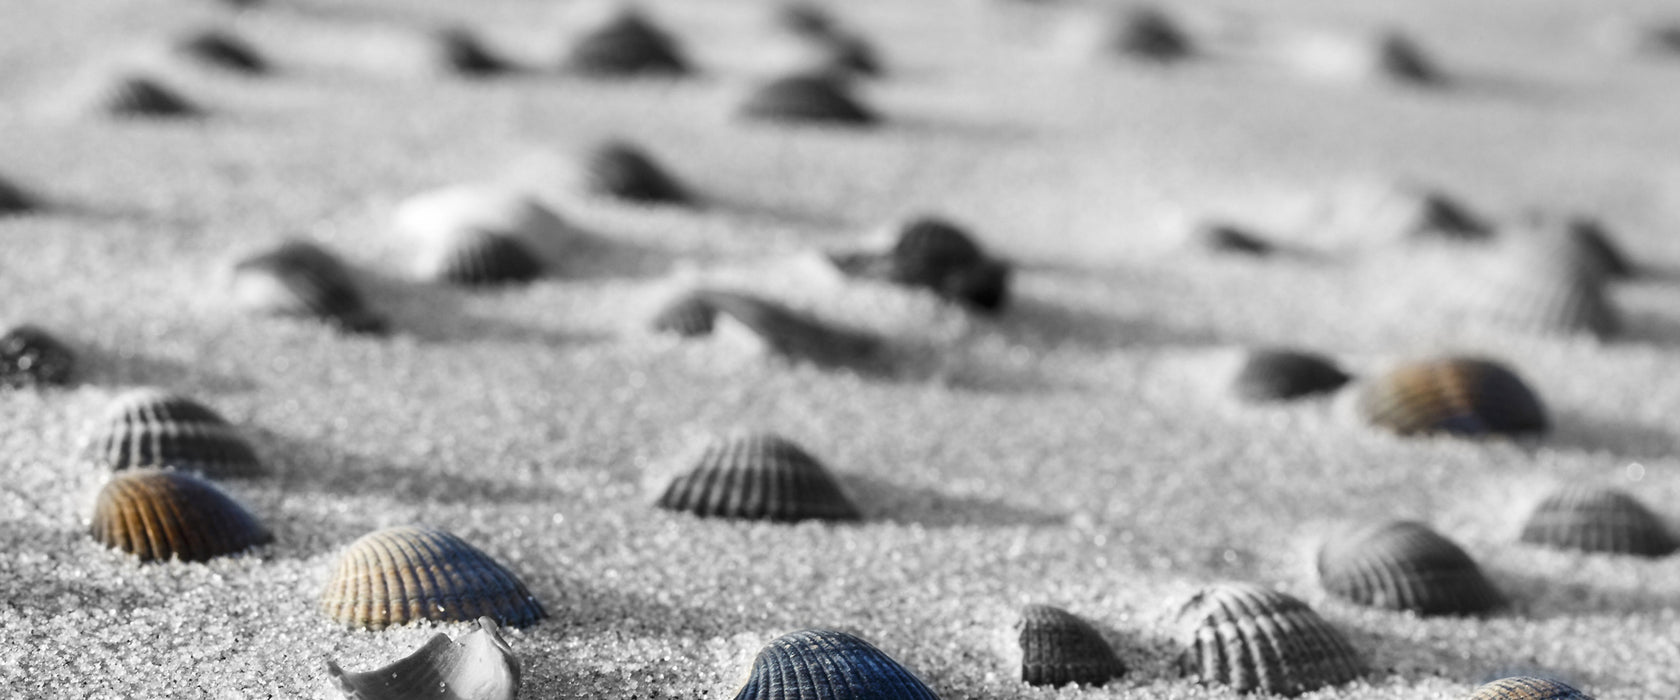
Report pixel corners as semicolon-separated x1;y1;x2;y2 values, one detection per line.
1;324;76;388
90;468;271;563
1016;604;1126;687
1471;226;1619;337
175;28;267;74
394;184;570;282
1232;349;1349;402
328;617;520;700
582;140;688;204
1317;520;1503;615
1357;358;1547;438
732;629;941;700
1467;677;1594;700
1519;486;1676;556
700;290;882;368
739;73;876;125
0;173;34;214
657;432;860;522
92;74;199;118
85;389;262;477
231;239;386;333
1107;6;1193;61
433;26;511;76
320;525;547;630
1173;583;1364;696
650;292;717;337
1199;222;1274;256
426;229;545;286
562;10;689;76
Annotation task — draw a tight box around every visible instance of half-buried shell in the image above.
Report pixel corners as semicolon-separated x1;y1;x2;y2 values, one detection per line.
84;389;263;477
327;617;520;700
1356;357;1547;438
829;217;1012;311
1467;677;1594;700
732;628;940;700
581;139;688;204
738;72;876;126
1519;485;1675;557
561;7;689;77
1;324;76;389
1232;348;1349;402
657;431;860;522
1173;583;1364;696
320;525;547;630
90;468;271;562
230;239;386;333
1016;604;1125;687
1316;520;1503;615
174;28;267;74
393;185;571;284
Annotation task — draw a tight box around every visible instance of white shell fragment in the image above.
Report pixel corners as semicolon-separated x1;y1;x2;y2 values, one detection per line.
327;617;521;700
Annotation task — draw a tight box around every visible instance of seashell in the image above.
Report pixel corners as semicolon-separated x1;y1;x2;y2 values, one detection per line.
327;617;520;700
393;184;571;283
320;525;547;630
1562;217;1634;279
86;72;200;118
230;239;387;333
657;431;860;522
433;25;512;76
1104;6;1193;61
1466;677;1594;700
85;389;263;477
774;2;838;38
1016;604;1125;687
175;28;267;74
90;468;272;562
830;218;1011;311
0;173;36;214
1316;520;1503;615
1173;583;1364;696
424;228;545;286
580;139;688;204
1357;357;1548;438
0;324;76;389
1232;348;1349;402
561;8;690;77
738;72;877;126
1519;485;1676;556
732;628;940;700
696;290;883;367
1329;181;1488;243
649;291;716;337
1197;222;1273;256
1285;30;1443;86
1469;228;1618;337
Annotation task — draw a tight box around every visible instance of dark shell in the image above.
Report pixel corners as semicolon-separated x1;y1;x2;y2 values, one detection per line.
562;9;689;77
1376;31;1442;85
175;28;267;74
775;2;838;38
0;324;76;389
0;173;35;214
732;629;940;700
327;617;520;700
90;468;271;563
832;218;1011;311
435;26;511;76
93;74;200;118
231;239;386;334
1317;520;1503;616
1016;604;1125;687
1473;230;1619;337
85;389;263;477
1232;348;1349;402
1519;485;1676;557
581;140;688;204
1357;358;1548;438
657;431;860;522
739;73;876;126
1467;677;1594;700
1108;6;1193;61
1198;222;1273;256
320;525;547;630
650;292;716;337
1173;583;1364;696
699;290;882;368
940;258;1011;312
1563;218;1634;279
431;230;545;286
1396;189;1487;241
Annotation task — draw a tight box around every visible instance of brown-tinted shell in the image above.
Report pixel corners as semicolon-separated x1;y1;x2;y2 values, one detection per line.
90;468;271;562
85;389;263;477
1016;604;1125;687
231;239;386;334
1467;677;1595;700
1357;357;1547;438
90;73;200;118
0;173;35;214
427;229;545;286
1173;584;1364;696
1232;349;1349;402
562;9;689;77
732;629;941;700
581;140;688;204
649;292;716;337
1519;485;1676;556
700;290;883;368
175;28;267;74
320;525;547;630
433;25;511;76
1317;520;1503;615
327;617;520;700
657;431;861;522
1106;6;1193;61
1;324;76;388
739;73;876;126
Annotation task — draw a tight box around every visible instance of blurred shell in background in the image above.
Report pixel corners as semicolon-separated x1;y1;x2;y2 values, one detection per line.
1357;357;1548;438
0;172;36;213
1317;519;1503;615
327;617;520;700
73;71;201;118
172;27;267;74
738;72;877;126
90;468;272;562
1173;583;1364;696
580;139;688;204
731;629;941;700
230;239;387;334
1231;348;1349;402
560;6;690;77
0;324;76;388
649;291;717;337
320;525;548;630
430;25;514;76
829;217;1012;312
656;431;861;522
393;184;573;283
84;388;263;477
1519;485;1676;557
1465;222;1620;337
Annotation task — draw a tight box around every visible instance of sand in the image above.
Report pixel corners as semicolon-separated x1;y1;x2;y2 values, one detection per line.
4;0;1680;697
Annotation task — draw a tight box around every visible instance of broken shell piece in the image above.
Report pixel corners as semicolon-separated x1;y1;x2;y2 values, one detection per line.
581;139;688;204
1317;520;1503;615
327;617;520;700
697;290;883;368
393;184;573;281
1467;677;1594;700
738;72;876;126
657;431;860;522
320;525;547;630
561;7;690;77
1357;357;1547;438
81;72;201;118
1173;583;1364;696
1519;485;1676;557
84;389;263;477
230;239;386;333
1232;348;1349;402
0;324;76;388
174;28;267;74
91;468;271;562
733;629;940;700
1016;604;1125;687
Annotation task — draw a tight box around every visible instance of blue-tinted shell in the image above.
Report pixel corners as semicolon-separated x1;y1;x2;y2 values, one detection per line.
320;525;547;630
732;629;941;700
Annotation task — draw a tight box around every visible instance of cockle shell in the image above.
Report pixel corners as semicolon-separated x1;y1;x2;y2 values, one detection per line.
695;290;883;368
1317;520;1503;615
561;8;690;77
86;73;200;118
0;173;35;214
90;468;271;562
1015;604;1125;687
1173;583;1364;696
739;73;877;125
432;26;511;76
175;28;267;74
1232;348;1349;402
231;239;387;333
1469;224;1619;337
84;389;263;477
327;617;520;700
1519;485;1676;556
1;324;76;388
426;229;545;286
657;431;861;522
732;629;941;700
829;218;1012;311
320;525;547;630
1356;357;1547;438
1467;677;1594;700
581;140;688;204
393;184;571;283
649;291;717;337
